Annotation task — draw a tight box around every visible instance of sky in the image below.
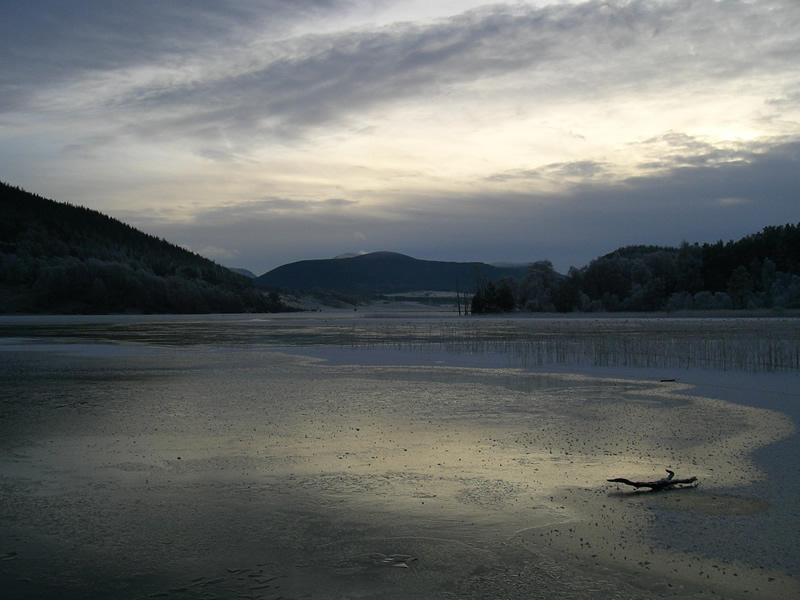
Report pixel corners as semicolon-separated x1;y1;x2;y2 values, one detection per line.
1;0;799;276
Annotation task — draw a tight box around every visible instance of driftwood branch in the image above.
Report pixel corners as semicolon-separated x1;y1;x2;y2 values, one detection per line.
607;469;698;492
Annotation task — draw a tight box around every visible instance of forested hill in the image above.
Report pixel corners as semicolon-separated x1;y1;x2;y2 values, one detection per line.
471;225;800;313
0;182;285;314
255;251;529;293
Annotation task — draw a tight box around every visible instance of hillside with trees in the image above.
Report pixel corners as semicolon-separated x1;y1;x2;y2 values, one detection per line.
472;225;800;313
0;182;288;314
255;251;529;294
5;180;797;315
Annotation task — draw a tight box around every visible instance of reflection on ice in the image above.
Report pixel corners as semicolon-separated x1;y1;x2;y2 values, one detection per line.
0;315;798;599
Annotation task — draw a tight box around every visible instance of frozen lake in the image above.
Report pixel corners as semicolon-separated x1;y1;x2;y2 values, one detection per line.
1;314;798;599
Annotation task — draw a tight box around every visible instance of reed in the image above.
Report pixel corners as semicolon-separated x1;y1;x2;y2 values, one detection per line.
343;318;800;372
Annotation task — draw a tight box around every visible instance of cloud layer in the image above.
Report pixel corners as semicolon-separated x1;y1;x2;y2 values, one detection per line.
2;0;799;274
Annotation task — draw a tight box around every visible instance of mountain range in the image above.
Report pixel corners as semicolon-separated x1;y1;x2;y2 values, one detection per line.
254;251;529;293
3;180;798;314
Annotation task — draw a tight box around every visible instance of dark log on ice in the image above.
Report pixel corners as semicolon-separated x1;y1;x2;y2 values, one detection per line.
607;469;698;491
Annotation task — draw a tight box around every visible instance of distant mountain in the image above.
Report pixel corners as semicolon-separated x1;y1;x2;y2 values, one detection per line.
254;251;530;293
0;182;290;314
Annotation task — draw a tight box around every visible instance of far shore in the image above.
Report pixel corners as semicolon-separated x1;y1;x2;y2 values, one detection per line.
1;306;799;323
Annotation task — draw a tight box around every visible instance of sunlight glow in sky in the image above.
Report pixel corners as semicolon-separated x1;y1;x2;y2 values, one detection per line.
2;0;799;274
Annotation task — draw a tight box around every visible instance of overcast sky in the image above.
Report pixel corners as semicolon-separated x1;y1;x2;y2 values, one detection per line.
2;0;799;275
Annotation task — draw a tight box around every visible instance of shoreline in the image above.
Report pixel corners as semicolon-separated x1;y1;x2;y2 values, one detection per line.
2;306;800;323
286;345;800;594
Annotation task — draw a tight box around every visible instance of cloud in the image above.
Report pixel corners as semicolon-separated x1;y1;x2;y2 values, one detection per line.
58;135;117;159
129;1;795;146
239;197;359;215
2;1;800;278
126;138;799;276
486;160;612;183
8;0;798;147
0;1;350;111
620;139;800;204
633;132;766;170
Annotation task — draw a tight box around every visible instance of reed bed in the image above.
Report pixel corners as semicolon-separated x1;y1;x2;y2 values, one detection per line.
344;318;800;372
4;314;795;372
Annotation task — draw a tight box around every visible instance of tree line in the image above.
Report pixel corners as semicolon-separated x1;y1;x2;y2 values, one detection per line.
0;182;292;314
471;224;800;313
